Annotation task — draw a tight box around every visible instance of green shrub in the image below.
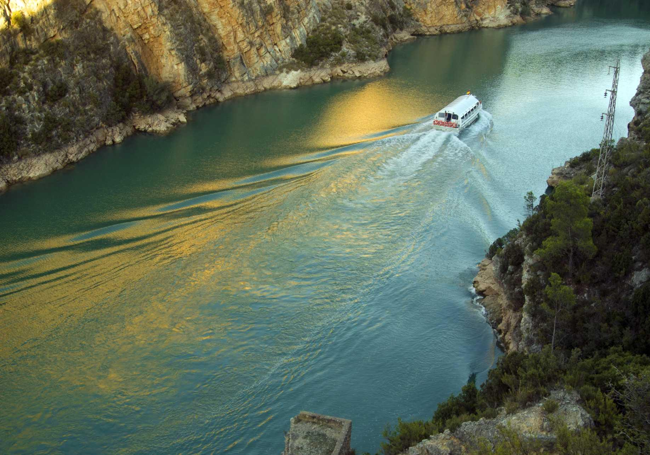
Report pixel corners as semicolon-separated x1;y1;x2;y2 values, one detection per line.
504;400;519;415
380;418;438;455
555;424;615;454
402;5;414;20
0;111;19;157
433;377;481;427
569;148;599;168
542;399;559;414
45;81;68;103
388;13;403;30
292;26;344;66
31;112;58;146
0;68;14;96
488;227;519;258
141;76;173;113
371;13;388;31
349;25;381;62
11;11;30;34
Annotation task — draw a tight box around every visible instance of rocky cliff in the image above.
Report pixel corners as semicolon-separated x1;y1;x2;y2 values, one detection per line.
0;0;574;192
0;0;573;92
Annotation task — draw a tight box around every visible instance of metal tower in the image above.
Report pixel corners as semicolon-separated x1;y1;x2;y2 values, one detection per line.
592;59;620;199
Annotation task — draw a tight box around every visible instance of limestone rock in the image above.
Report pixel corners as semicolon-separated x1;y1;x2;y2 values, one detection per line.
630;52;650;141
405;390;593;455
473;258;524;352
549;0;577;7
132;109;187;134
546;161;576;188
630;268;650;289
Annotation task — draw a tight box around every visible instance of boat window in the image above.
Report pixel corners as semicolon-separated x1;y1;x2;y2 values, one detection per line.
452;114;458;120
438;113;445;118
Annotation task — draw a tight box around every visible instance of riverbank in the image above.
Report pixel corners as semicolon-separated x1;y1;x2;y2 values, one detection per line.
0;0;576;195
0;58;391;192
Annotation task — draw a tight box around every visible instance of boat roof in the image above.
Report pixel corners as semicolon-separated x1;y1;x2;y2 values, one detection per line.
438;94;479;115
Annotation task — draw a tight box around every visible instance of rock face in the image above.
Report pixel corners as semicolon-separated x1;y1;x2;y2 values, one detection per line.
0;0;563;96
629;51;650;142
546;160;578;188
407;0;521;34
473;258;526;353
1;0;325;92
404;390;593;455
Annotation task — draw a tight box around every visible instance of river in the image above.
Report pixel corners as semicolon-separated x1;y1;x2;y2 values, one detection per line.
1;1;649;453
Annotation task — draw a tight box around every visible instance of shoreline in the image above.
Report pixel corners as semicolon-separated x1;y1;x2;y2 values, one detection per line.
0;58;393;194
473;258;515;353
0;1;576;195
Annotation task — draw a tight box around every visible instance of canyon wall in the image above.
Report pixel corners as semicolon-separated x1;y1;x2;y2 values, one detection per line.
0;0;571;95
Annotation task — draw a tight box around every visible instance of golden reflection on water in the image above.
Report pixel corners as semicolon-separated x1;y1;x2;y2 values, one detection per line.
307;80;436;149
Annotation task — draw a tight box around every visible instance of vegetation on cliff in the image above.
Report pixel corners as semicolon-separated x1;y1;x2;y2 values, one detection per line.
292;0;413;67
0;0;231;162
373;55;650;454
0;0;184;160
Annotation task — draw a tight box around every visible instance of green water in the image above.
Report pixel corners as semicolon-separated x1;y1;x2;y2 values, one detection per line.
1;1;649;453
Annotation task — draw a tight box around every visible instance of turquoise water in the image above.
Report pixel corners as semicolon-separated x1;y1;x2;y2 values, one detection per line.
1;1;650;453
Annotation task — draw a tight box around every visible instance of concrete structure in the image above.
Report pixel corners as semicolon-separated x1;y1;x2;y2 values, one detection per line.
283;412;352;455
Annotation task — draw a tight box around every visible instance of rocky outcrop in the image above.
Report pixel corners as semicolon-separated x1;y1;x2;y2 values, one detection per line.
404;389;593;454
546;160;579;188
548;0;577;7
187;58;390;108
407;0;522;35
283;412;352;455
473;258;527;353
406;0;574;35
629;51;650;142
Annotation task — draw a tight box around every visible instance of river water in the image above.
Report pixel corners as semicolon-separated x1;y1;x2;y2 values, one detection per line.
1;1;649;453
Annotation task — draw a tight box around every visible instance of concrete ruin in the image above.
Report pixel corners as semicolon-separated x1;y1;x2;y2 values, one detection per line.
283;411;352;455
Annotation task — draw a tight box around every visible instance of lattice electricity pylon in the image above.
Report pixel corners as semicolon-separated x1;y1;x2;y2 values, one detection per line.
592;59;620;200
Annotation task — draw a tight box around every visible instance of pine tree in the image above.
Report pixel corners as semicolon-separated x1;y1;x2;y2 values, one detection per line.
524;191;537;217
536;181;597;277
543;273;576;351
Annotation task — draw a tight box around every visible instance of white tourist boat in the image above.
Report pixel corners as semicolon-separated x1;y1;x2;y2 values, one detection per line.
432;92;482;134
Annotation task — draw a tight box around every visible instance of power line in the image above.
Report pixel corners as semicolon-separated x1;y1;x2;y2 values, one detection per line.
592;59;620;200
